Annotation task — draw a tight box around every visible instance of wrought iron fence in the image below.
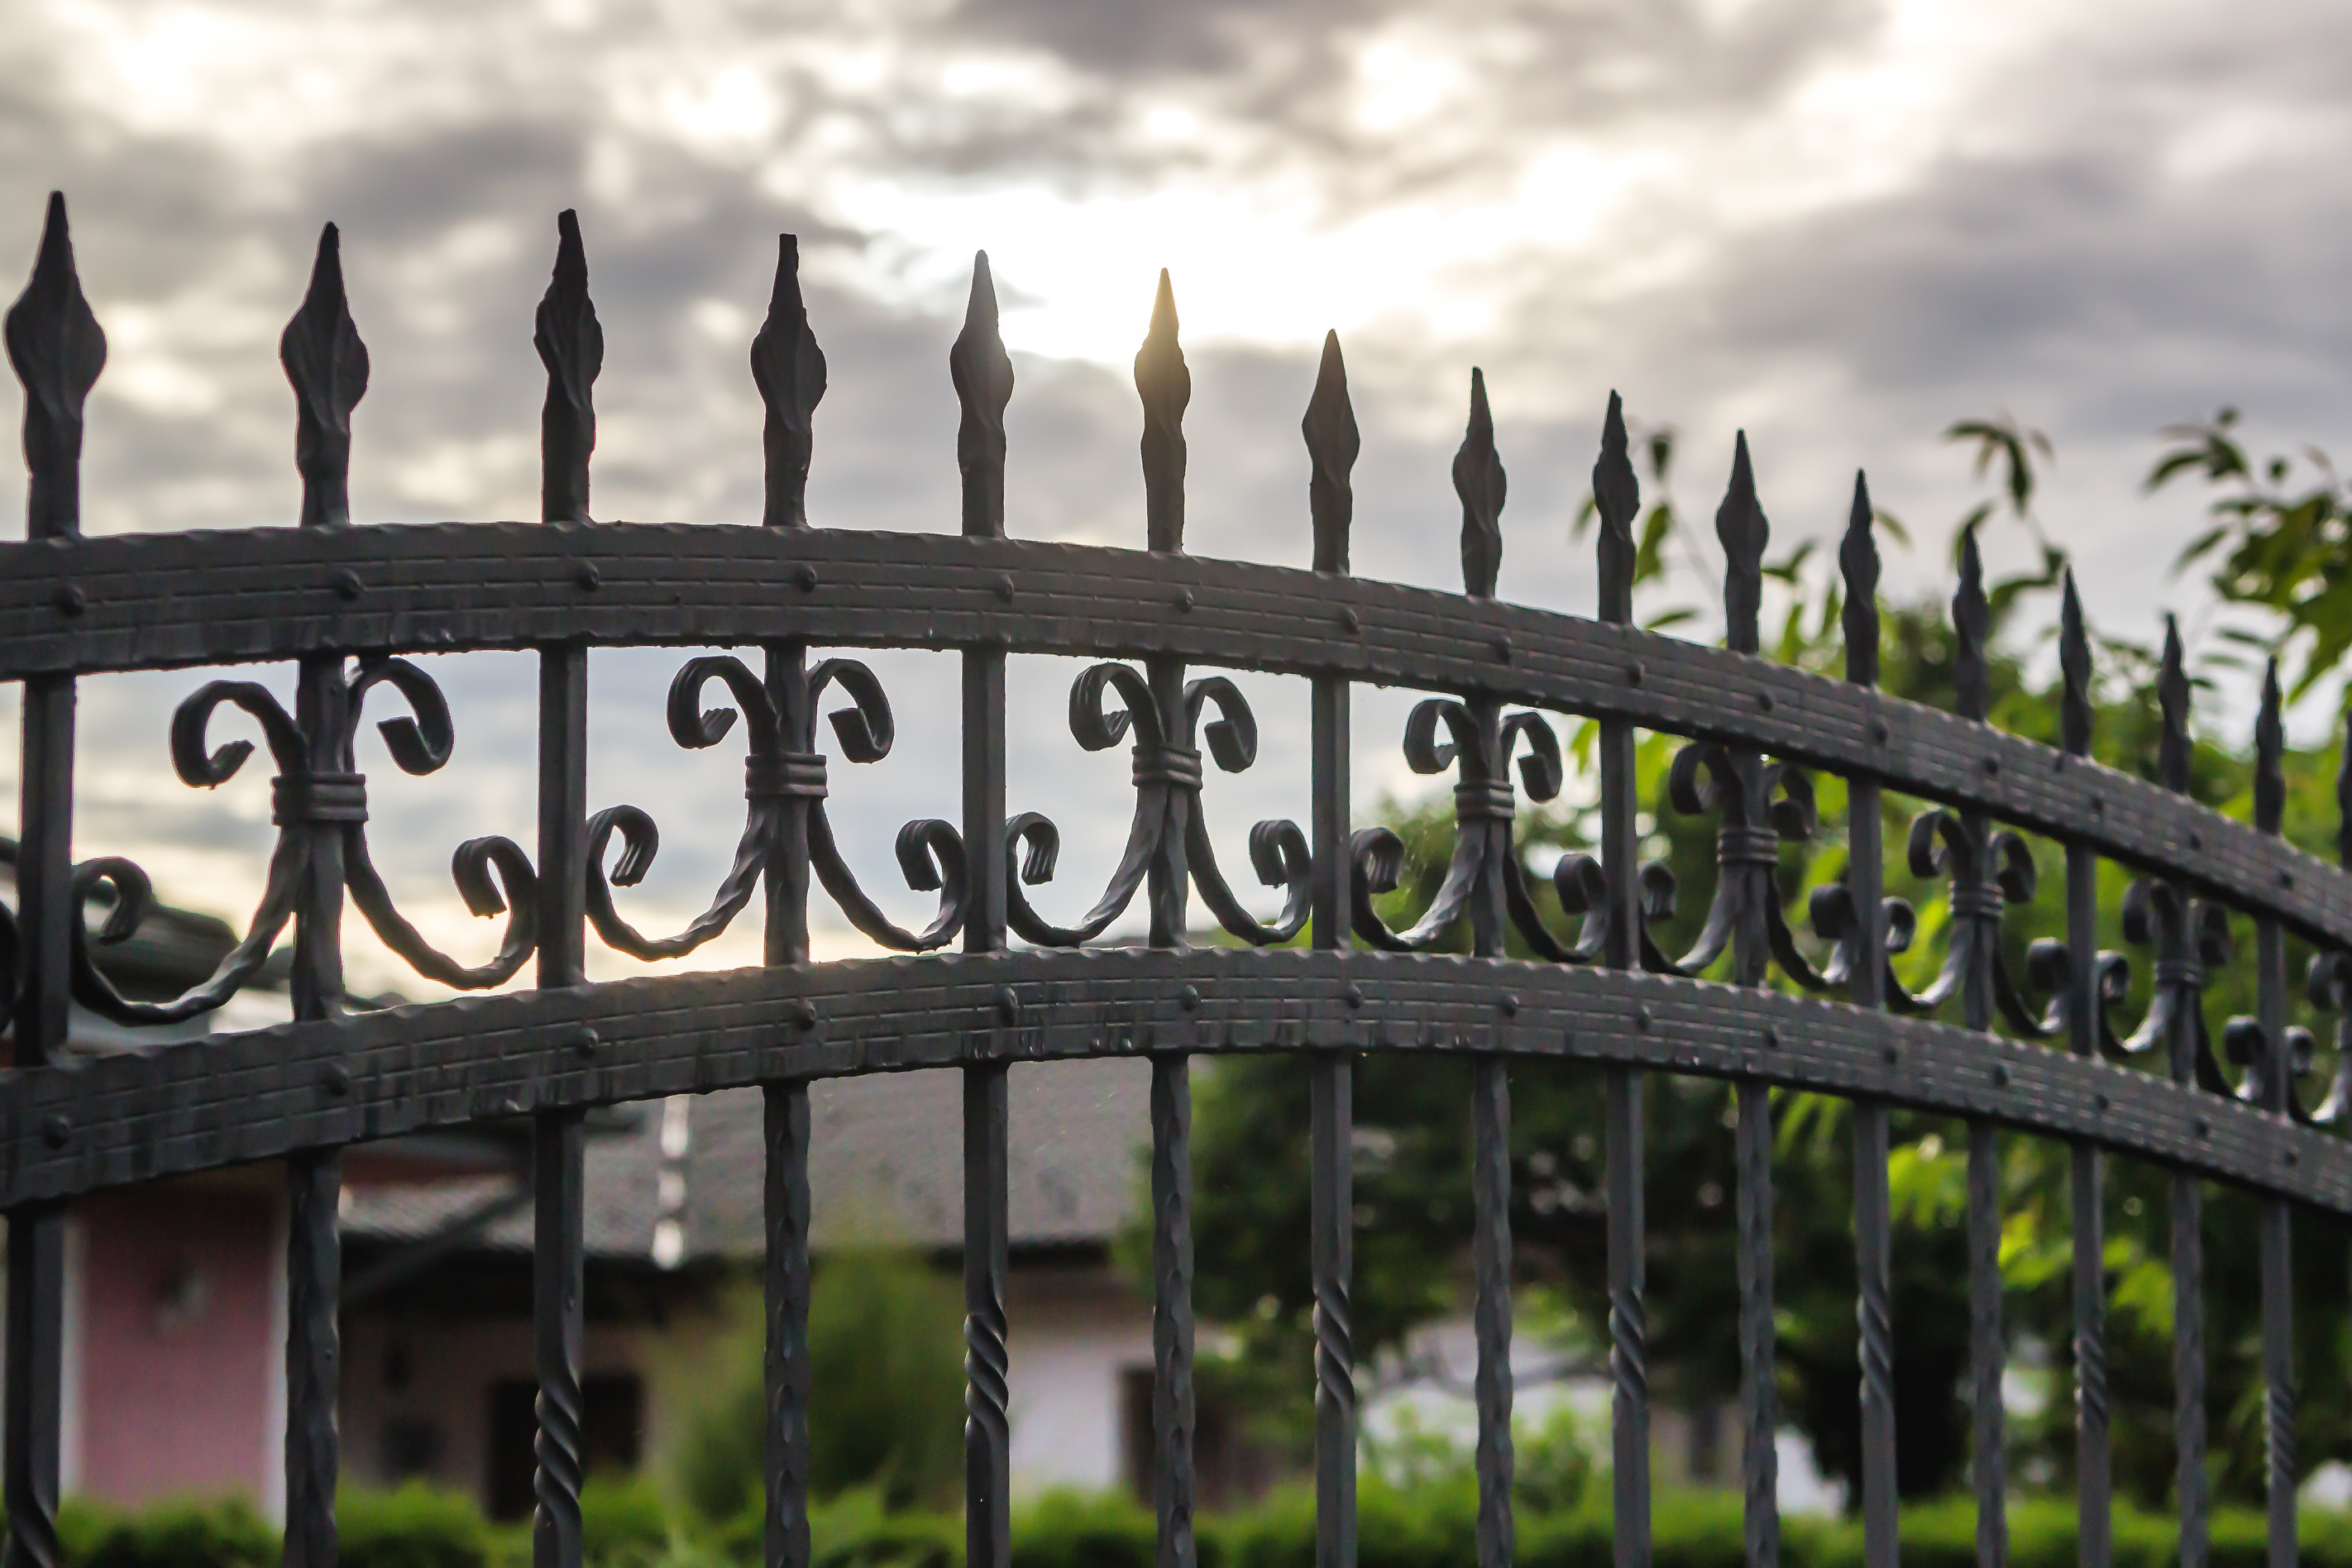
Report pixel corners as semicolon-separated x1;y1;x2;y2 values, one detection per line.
1;189;2345;1568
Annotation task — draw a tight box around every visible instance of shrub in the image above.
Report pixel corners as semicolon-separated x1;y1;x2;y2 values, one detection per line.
59;1498;275;1568
339;1484;499;1568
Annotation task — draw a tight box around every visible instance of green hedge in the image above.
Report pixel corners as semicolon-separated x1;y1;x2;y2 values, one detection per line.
39;1484;2352;1568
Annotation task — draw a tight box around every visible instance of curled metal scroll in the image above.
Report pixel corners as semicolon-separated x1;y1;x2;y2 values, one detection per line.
1350;696;1566;957
1008;663;1308;948
587;653;967;957
73;657;538;1024
2093;877;2234;1092
1868;808;2066;1036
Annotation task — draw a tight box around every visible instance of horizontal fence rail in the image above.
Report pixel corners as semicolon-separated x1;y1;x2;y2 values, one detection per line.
0;526;2339;949
4;190;2347;1568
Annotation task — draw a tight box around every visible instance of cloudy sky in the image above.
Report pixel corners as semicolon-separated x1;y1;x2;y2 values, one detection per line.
4;0;2350;993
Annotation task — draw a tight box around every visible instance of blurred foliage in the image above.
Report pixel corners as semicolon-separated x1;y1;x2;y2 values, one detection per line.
2155;406;2352;697
1184;404;2352;1511
42;1481;2352;1568
663;1250;964;1527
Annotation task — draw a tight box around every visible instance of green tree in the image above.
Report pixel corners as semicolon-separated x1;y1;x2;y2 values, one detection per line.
1181;407;2352;1510
667;1250;965;1525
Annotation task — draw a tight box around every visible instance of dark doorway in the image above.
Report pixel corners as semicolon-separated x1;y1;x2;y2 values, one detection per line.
488;1374;646;1520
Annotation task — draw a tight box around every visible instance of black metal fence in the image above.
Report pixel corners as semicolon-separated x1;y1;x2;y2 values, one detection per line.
2;190;2345;1568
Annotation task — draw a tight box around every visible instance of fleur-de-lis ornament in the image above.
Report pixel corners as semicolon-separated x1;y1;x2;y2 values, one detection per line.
1006;273;1310;950
590;240;967;958
1351;371;1571;958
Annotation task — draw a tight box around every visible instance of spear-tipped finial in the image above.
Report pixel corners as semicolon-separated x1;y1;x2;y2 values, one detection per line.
1303;330;1359;576
1594;391;1638;626
1953;523;1990;723
949;251;1013;540
2256;657;2285;837
1453;367;1505;598
1716;432;1767;655
280;223;369;531
1135;269;1189;553
534;209;602;524
2157;614;2191;795
2059;570;2093;758
1839;471;1879;687
7;191;108;540
752;234;828;531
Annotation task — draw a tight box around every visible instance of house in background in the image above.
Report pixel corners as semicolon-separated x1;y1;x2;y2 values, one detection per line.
29;840;1816;1517
335;1060;1182;1515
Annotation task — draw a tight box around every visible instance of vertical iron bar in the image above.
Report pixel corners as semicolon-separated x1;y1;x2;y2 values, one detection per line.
1306;331;1359;1568
280;221;364;1568
1734;1080;1776;1568
2059;576;2108;1568
531;209;597;1568
752;234;826;1568
1593;395;1648;1568
1472;1058;1513;1568
954;252;1013;1568
5;191;103;1568
1717;437;1777;1568
1967;1121;2004;1568
1150;1058;1197;1568
765;1084;812;1568
1135;270;1197;1568
1953;531;2004;1568
1842;478;1896;1568
1453;373;1512;1568
2156;621;2206;1568
2254;661;2295;1568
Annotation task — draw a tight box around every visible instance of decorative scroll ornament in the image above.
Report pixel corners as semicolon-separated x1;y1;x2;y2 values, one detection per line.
65;224;535;1022
1008;667;1310;948
1007;275;1309;950
590;241;963;958
587;654;968;955
1353;373;1567;958
1849;528;2064;1029
1621;440;1844;989
75;658;539;1021
2091;619;2232;1087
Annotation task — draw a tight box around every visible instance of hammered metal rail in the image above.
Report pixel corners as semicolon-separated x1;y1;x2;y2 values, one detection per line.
4;189;2345;1568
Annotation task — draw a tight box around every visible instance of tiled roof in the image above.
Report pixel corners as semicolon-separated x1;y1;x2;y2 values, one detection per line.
342;1059;1152;1264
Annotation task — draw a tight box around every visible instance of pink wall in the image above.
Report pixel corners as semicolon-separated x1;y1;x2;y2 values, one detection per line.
74;1184;275;1507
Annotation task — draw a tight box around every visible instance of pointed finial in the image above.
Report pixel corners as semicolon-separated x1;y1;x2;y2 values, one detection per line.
1593;391;1638;626
7;191;108;540
1453;367;1505;598
1716;433;1768;655
751;234;828;532
2255;657;2284;837
949;251;1013;540
2158;614;2191;794
280;223;369;531
1953;523;1990;722
2059;570;2092;758
1839;471;1879;686
1303;331;1359;575
1135;270;1189;554
534;209;602;524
